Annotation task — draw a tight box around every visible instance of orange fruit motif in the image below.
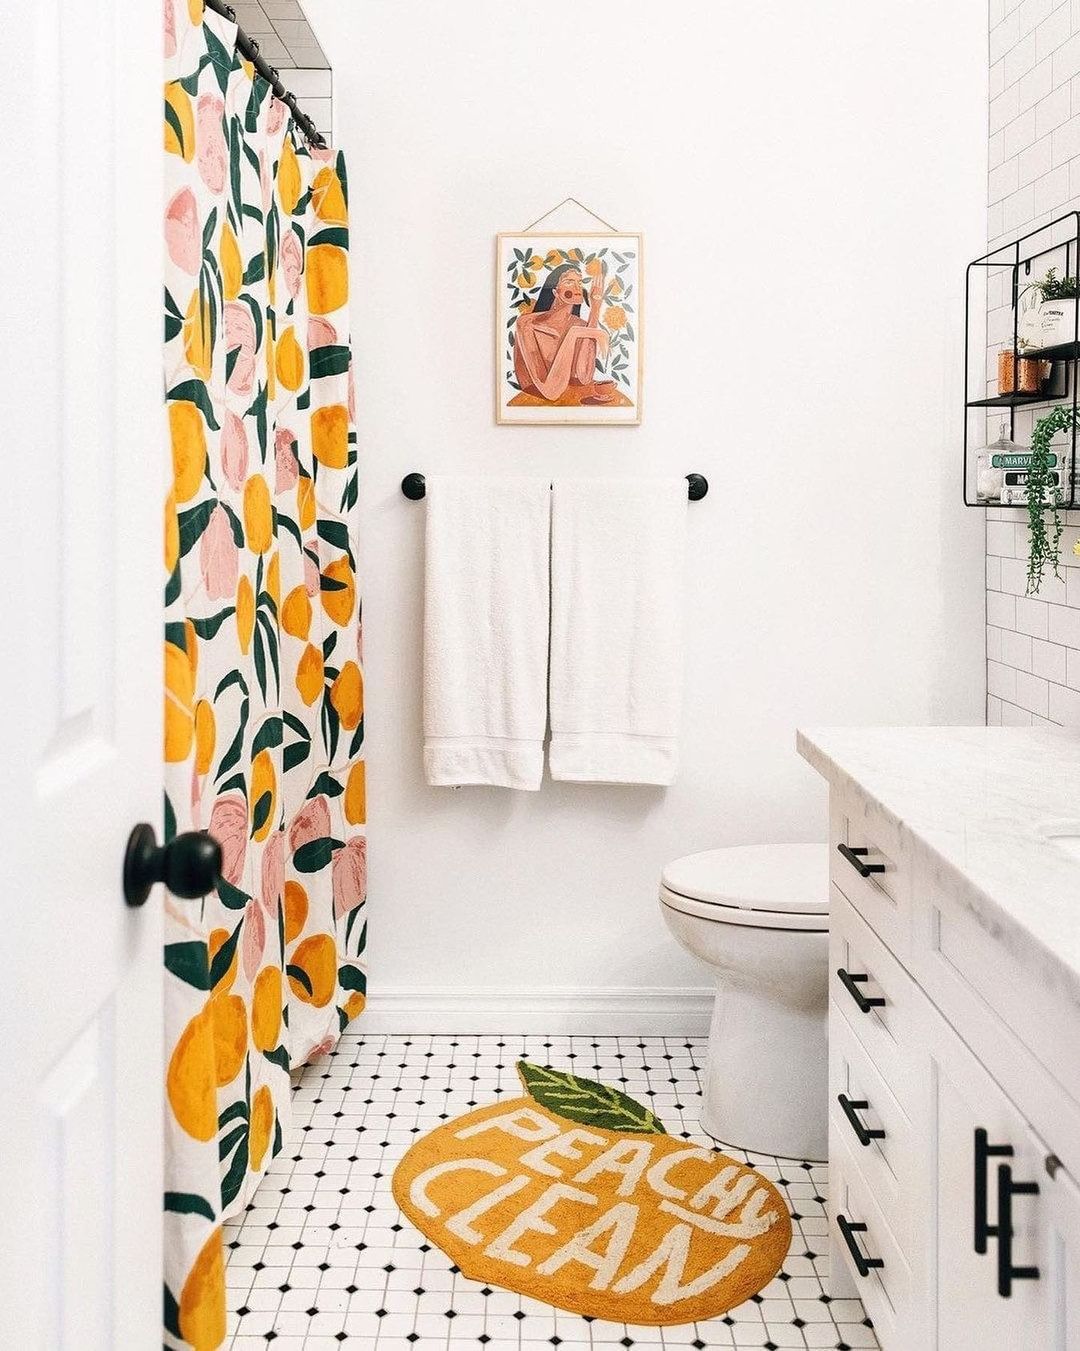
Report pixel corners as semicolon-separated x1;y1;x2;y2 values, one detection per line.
296;643;324;705
307;244;349;314
166;1003;217;1142
164;82;195;162
183;291;213;380
165;639;195;763
392;1063;791;1327
343;991;366;1021
277;137;301;215
243;475;273;554
297;475;316;530
211;992;247;1086
169;401;207;503
311;404;349;468
331;661;363;730
194;698;216;775
276;325;305;391
208;927;237;992
165;490;180;572
321;555;355;626
221;220;242;301
344;761;366;824
283;881;309;943
251;966;282;1052
312;166;348;224
236;575;255;654
281;585;312;640
288;932;336;1007
178;1227;226;1351
250;748;277;842
249;1085;275;1172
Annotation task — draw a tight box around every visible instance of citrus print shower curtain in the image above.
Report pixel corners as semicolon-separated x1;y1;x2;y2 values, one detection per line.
164;4;365;1346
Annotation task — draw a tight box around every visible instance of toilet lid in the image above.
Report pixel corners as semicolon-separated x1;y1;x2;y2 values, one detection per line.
661;843;829;915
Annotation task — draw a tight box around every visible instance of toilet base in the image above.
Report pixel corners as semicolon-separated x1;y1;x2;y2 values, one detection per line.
700;974;828;1162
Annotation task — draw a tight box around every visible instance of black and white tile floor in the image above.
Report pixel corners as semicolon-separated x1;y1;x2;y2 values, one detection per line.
224;1034;878;1351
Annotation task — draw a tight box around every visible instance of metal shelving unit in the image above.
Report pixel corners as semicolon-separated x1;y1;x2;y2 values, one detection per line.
964;211;1080;506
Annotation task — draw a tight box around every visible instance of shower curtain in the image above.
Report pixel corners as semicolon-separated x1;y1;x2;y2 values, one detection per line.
164;5;365;1346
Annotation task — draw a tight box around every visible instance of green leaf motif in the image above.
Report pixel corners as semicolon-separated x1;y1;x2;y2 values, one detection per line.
177;498;217;557
168;379;221;432
309;345;351;380
209;922;243;987
516;1060;667;1136
164;1191;217;1221
164;941;211;991
293;837;344;873
307;771;343;800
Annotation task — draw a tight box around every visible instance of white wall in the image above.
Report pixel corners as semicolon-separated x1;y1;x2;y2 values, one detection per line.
303;0;988;1031
983;0;1080;728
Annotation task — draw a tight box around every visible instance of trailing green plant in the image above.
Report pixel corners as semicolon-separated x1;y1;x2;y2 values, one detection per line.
1025;404;1075;594
1030;267;1080;301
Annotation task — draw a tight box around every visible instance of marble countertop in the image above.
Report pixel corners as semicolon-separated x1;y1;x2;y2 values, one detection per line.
796;725;1080;1003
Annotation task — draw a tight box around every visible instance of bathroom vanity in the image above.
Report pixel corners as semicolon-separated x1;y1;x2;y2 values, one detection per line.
798;726;1080;1351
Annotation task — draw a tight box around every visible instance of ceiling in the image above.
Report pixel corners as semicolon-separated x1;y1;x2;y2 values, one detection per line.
230;0;328;69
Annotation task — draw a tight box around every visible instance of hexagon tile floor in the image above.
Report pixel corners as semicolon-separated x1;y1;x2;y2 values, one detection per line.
224;1033;878;1350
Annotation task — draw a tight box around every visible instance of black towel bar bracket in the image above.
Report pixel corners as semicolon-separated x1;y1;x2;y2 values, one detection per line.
401;472;708;501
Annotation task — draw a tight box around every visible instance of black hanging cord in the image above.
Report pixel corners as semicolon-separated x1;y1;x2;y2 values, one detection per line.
203;0;327;149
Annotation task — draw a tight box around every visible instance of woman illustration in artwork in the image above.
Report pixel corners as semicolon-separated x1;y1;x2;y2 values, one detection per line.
513;261;620;404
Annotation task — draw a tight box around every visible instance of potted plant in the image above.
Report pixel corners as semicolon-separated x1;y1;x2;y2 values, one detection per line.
1020;267;1080;351
1024;403;1076;594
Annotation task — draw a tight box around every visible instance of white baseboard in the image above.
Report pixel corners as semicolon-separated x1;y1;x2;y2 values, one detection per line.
358;985;713;1036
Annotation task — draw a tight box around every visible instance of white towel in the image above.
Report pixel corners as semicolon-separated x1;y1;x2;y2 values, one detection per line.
549;477;687;785
423;475;551;789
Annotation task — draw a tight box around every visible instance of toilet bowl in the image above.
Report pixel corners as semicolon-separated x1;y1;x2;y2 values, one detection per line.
659;843;829;1161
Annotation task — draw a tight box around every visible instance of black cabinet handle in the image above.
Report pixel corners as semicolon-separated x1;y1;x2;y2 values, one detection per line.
838;1093;886;1147
837;842;886;878
974;1127;1013;1254
837;968;886;1014
995;1163;1040;1298
837;1213;884;1278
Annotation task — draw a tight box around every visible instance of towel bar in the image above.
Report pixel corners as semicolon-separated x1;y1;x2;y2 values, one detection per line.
401;473;708;501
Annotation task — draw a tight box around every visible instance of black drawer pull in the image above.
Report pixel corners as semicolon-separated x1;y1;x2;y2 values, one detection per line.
838;1093;886;1147
974;1127;1013;1254
837;968;886;1013
995;1163;1040;1298
837;1213;884;1278
837;842;886;878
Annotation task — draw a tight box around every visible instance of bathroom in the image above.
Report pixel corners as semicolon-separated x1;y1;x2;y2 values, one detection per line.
6;0;1080;1346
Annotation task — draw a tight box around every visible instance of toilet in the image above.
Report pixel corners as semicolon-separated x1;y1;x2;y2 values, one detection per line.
659;842;829;1161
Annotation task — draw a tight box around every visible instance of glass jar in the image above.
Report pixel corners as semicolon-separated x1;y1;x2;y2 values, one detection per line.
975;421;1024;503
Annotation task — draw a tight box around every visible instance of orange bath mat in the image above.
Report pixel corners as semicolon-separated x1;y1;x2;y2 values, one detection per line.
391;1061;792;1326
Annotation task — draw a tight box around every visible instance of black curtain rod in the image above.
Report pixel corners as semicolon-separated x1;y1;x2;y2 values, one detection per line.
204;0;327;149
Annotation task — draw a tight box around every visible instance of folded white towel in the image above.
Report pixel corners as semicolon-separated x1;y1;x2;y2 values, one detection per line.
423;475;551;789
549;477;687;785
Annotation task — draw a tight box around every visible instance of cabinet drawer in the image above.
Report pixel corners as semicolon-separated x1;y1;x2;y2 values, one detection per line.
831;1129;916;1350
831;886;920;1110
829;1004;917;1253
831;789;910;958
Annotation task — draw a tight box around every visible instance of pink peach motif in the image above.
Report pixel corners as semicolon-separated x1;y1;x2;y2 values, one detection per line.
260;831;284;917
165;188;200;276
308;316;337;350
164;0;176;58
200;505;239;600
196;94;227;194
241;898;266;981
289;795;331;854
208;793;248;887
275;427;299;491
267;95;287;137
224;302;257;395
303;553;320;597
221;411;250;490
332;836;367;917
281;229;303;299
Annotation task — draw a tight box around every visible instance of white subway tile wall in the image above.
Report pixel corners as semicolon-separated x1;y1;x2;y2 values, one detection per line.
985;0;1080;728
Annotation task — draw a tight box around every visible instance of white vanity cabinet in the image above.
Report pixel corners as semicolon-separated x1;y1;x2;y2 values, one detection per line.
799;727;1080;1351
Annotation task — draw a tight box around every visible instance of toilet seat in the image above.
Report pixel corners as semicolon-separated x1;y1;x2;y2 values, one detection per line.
659;843;829;931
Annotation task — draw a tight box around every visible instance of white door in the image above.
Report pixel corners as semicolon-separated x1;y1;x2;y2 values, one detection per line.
928;999;1080;1348
0;1;164;1347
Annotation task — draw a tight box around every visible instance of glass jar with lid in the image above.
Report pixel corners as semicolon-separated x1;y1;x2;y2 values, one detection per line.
975;421;1023;503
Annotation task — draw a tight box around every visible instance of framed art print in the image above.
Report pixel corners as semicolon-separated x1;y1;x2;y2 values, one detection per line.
496;232;643;425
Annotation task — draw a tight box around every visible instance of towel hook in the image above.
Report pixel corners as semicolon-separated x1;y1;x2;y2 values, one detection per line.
401;473;708;501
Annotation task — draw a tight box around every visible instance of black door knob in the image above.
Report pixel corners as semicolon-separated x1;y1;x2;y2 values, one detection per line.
123;823;223;907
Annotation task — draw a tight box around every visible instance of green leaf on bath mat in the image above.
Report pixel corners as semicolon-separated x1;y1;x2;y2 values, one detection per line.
516;1060;667;1136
